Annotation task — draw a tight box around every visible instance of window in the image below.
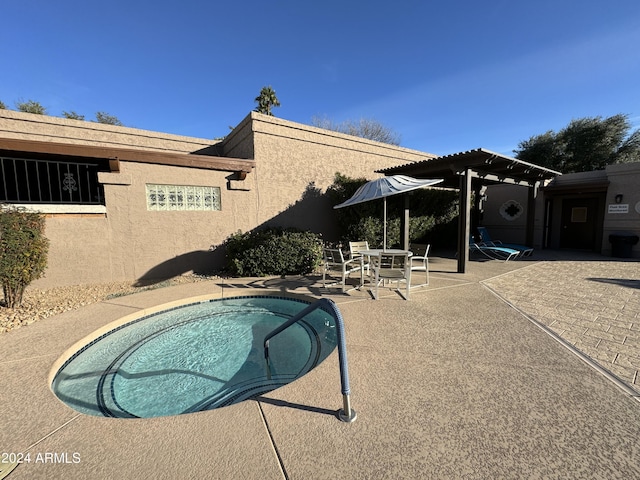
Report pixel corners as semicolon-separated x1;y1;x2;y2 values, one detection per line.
146;184;221;211
0;155;105;204
571;207;588;223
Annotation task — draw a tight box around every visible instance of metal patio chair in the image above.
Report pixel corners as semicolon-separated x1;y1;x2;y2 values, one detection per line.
348;240;371;276
322;247;363;292
409;243;430;287
370;251;411;300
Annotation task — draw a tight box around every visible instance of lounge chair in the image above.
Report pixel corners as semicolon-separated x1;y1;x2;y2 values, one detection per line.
409;243;430;287
469;241;520;262
369;252;411;300
477;227;533;257
322;247;363;292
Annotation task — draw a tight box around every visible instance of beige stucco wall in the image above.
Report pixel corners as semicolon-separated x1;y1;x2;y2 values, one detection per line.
484;163;640;257
0;109;216;153
102;161;257;282
32;160;255;288
480;184;531;245
228;112;435;237
5;111;436;288
40;214;113;286
602;162;640;257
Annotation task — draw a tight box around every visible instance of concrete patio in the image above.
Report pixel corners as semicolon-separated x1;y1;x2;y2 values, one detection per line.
1;252;639;479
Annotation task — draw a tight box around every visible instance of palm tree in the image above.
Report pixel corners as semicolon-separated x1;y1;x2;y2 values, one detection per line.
254;86;281;116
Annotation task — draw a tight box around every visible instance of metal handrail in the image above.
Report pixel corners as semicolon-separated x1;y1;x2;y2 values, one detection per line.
263;298;356;423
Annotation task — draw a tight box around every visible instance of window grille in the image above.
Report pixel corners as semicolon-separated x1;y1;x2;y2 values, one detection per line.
0;156;105;204
146;184;221;211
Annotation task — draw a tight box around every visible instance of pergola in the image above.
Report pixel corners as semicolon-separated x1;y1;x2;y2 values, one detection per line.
377;148;560;273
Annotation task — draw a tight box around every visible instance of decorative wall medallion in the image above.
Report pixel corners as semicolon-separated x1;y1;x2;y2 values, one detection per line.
499;200;523;221
62;173;77;192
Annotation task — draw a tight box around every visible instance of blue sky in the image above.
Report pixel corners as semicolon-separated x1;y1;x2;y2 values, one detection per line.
2;0;640;157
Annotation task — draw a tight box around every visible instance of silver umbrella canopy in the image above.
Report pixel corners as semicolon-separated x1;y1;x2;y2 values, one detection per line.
333;175;443;249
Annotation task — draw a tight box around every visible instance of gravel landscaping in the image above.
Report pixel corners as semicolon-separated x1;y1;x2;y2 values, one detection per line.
0;275;214;334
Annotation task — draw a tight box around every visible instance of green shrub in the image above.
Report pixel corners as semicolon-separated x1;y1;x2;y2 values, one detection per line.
223;227;323;277
0;206;49;308
341;215;437;249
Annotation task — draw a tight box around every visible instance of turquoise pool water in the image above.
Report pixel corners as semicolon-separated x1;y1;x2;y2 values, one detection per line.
51;296;338;418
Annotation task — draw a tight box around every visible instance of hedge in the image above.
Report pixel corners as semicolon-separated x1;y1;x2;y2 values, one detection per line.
223;227;323;277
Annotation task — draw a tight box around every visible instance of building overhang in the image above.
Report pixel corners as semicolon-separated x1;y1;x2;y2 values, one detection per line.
0;138;255;174
541;170;609;195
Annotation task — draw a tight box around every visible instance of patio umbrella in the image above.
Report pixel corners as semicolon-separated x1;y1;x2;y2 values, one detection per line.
333;175;443;249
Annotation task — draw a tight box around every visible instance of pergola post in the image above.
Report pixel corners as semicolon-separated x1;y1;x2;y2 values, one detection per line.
457;168;472;273
526;181;539;247
472;183;483;238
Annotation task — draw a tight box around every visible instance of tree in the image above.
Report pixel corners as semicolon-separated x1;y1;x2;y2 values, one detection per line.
0;100;6;109
94;111;123;126
16;99;47;115
62;111;85;121
254;86;280;116
311;115;401;146
514;114;640;173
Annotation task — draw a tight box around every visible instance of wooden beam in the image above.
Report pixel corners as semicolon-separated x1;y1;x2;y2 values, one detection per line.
0;137;255;173
467;168;538;186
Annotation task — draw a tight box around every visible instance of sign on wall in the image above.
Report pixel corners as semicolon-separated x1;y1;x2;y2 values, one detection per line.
608;204;629;214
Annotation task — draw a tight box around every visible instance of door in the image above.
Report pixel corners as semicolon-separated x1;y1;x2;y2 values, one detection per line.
560;198;598;249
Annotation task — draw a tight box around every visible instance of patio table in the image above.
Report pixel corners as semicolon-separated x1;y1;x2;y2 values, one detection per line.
357;249;412;288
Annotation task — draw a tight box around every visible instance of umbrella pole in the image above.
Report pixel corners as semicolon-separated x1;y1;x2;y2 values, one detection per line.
383;197;387;250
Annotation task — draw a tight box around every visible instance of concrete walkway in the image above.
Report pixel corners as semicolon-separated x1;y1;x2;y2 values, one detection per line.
1;252;639;479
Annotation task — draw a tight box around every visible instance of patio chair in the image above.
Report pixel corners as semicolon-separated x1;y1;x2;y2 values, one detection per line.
322;247;363;292
348;240;371;276
370;252;411;300
477;227;533;257
409;243;430;287
469;241;520;262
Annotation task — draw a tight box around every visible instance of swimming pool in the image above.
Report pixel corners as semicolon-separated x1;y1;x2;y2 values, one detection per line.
51;295;339;419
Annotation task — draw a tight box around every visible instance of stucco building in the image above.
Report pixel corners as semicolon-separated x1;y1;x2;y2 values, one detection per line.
1;110;435;288
481;162;640;258
3;109;638;290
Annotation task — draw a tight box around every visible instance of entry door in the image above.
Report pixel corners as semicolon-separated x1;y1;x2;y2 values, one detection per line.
560;198;598;249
